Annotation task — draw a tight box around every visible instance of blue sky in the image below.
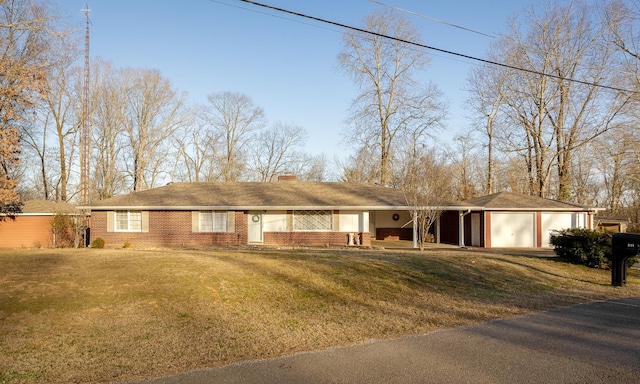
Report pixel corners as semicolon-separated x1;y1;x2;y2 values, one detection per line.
54;0;534;163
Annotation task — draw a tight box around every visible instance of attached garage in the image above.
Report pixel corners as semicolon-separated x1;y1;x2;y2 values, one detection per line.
439;192;601;249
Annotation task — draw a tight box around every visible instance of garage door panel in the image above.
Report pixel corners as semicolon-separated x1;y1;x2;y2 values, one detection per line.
490;212;535;248
541;213;587;247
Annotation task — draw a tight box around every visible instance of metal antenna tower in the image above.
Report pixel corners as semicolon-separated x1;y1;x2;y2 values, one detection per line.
80;3;91;204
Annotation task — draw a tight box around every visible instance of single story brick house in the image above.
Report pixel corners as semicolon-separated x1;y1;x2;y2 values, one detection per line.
80;181;601;249
438;192;602;248
82;179;473;248
0;200;78;248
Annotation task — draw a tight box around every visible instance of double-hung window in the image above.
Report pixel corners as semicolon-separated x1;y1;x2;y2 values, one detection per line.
115;210;142;232
199;211;227;232
293;210;332;231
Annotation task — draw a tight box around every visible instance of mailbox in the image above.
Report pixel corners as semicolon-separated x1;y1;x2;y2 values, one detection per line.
611;233;640;286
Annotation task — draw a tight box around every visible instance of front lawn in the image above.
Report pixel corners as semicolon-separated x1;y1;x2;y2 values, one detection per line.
1;247;638;383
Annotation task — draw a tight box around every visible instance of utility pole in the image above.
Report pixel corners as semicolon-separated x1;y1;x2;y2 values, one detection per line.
80;3;91;205
78;4;91;248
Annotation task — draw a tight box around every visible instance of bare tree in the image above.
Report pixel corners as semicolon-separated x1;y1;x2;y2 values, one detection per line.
201;91;265;181
248;122;307;182
0;0;56;215
339;145;380;183
570;143;600;207
607;0;640;83
400;146;453;250
39;31;79;201
466;50;512;195
172;110;220;183
338;9;446;186
593;132;625;213
297;153;329;182
90;59;127;199
473;1;625;200
605;0;640;225
120;68;187;191
20;107;52;199
447;134;480;200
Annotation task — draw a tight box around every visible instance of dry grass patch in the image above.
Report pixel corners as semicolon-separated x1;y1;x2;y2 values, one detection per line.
0;247;639;383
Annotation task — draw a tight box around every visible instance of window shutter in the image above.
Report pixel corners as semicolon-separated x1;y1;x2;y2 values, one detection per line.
107;211;114;232
192;211;199;232
227;211;235;233
141;211;149;232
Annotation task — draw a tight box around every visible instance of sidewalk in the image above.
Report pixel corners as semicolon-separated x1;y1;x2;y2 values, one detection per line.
125;297;640;384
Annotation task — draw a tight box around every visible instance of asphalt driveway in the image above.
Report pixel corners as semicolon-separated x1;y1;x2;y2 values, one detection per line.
125;296;640;384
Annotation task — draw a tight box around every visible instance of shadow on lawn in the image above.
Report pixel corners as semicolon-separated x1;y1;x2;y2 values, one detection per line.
208;248;598;321
0;251;75;316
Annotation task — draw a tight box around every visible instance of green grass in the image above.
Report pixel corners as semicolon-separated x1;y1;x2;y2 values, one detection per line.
0;370;44;383
0;247;639;383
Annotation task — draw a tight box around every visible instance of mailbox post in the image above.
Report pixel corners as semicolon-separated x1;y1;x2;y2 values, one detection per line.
611;233;640;287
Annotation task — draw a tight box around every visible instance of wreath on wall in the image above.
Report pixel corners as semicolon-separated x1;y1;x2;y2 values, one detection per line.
251;215;260;223
392;213;400;221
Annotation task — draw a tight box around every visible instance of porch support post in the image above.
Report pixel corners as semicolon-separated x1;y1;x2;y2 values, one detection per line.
412;209;418;249
459;210;465;247
436;215;441;244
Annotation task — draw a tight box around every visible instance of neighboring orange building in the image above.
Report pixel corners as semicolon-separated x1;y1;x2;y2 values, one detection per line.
0;200;78;248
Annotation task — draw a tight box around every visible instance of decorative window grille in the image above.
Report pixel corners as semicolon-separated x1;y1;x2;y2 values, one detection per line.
200;211;227;232
293;210;332;231
116;210;142;232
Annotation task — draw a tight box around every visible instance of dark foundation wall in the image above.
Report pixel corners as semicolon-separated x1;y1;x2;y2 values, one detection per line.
376;228;413;241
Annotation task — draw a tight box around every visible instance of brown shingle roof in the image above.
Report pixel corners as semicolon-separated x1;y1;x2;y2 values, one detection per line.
463;191;592;210
21;200;77;214
87;182;416;210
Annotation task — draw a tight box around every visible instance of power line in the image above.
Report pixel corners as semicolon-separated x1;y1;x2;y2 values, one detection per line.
209;0;344;35
233;0;635;95
210;0;479;69
368;0;497;39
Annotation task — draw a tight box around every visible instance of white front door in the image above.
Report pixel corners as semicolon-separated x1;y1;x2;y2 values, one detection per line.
248;211;263;243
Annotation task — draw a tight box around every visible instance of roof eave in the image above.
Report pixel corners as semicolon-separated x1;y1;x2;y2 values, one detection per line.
480;207;602;212
79;205;479;211
81;205;409;211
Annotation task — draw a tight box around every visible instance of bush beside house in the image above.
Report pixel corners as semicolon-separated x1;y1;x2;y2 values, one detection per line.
550;228;638;268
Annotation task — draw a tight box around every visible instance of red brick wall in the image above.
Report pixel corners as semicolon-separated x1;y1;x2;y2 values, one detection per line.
484;211;491;248
264;231;371;246
0;216;53;248
90;211;246;248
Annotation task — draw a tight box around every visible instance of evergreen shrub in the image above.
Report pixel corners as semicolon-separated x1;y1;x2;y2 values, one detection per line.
91;238;105;249
550;228;638;268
